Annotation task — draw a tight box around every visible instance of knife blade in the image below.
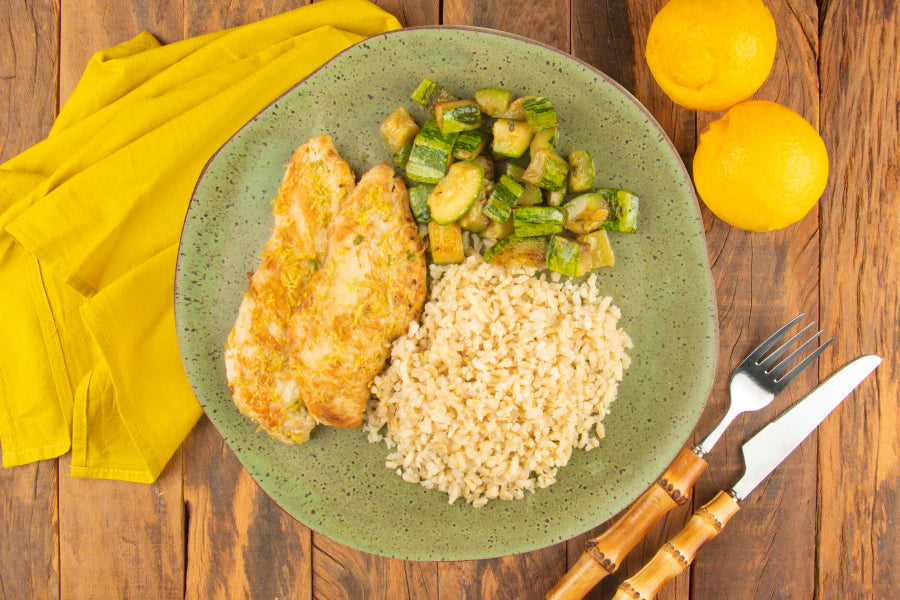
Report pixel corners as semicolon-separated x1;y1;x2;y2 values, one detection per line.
609;354;882;600
731;354;882;500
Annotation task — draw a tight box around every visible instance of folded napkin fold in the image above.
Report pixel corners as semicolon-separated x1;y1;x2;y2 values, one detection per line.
0;0;402;482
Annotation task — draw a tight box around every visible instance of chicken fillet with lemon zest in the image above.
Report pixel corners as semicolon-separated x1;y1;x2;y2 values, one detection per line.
225;135;426;442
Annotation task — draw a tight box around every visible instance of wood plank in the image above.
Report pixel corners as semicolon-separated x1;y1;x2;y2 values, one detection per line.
690;1;822;599
183;0;306;37
0;460;59;600
183;418;312;600
54;1;187;598
58;0;185;105
443;0;570;52
0;0;60;158
571;0;637;95
816;1;900;598
565;2;695;598
373;0;438;27
312;534;437;600
438;549;567;600
1;2;61;599
58;452;186;598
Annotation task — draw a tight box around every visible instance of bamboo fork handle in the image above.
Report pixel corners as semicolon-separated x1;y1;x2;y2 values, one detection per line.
611;490;741;600
546;447;708;600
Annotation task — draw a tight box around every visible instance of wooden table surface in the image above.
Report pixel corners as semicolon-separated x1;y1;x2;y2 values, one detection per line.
2;1;898;598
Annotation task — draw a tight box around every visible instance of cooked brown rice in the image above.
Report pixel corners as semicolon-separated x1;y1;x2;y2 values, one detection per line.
365;255;632;507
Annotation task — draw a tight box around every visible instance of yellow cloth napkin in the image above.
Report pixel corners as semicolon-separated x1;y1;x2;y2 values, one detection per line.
0;0;402;482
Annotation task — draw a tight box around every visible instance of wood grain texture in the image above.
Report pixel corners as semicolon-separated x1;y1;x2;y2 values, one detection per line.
439;548;567;600
571;0;637;95
58;452;186;599
58;0;185;102
373;0;437;27
0;0;59;160
0;460;59;600
184;0;307;38
443;0;570;52
183;419;312;600
816;0;900;598
312;534;437;600
1;2;60;599
690;2;822;599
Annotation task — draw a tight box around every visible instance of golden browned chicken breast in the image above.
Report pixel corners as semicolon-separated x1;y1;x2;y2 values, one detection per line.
225;135;426;443
288;162;426;427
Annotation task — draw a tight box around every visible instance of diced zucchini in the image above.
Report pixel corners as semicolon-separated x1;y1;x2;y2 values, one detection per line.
530;127;558;157
497;161;526;182
435;99;482;134
395;137;414;169
599;188;640;233
481;214;515;241
408;185;434;224
522;148;569;191
563;192;610;235
579;230;615;268
427;161;485;225
568;150;594;193
411;77;455;112
502;96;536;120
475;88;515;117
523;97;559;132
405;119;459;184
428;221;465;265
546;235;592;277
380;107;420;156
459;188;492;233
513;206;565;238
483;235;547;269
470;155;494;182
544;182;567;207
516;183;543;206
484;175;524;223
452;128;491;160
492;119;533;158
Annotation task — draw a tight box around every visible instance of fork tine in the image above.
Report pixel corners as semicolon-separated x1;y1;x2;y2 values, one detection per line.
757;321;817;371
773;336;834;390
769;328;825;379
743;313;807;365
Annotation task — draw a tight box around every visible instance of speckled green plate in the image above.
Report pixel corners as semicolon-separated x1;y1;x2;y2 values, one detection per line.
175;26;717;561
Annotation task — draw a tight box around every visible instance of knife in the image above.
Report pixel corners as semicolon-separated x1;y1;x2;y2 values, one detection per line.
609;354;881;600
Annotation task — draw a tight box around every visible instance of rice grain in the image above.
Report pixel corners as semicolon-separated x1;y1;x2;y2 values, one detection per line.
365;256;632;506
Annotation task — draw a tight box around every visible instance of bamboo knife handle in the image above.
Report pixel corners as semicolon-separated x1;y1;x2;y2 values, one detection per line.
545;447;708;600
611;490;741;600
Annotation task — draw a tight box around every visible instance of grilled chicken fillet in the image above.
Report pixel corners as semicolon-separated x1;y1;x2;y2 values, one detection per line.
225;135;426;443
288;162;426;427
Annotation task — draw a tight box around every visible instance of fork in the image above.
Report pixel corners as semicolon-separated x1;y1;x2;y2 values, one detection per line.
546;313;833;600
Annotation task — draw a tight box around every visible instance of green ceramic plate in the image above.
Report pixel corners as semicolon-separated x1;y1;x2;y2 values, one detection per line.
175;26;717;561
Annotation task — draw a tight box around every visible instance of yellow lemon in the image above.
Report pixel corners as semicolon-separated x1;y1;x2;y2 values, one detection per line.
693;100;829;232
645;0;777;111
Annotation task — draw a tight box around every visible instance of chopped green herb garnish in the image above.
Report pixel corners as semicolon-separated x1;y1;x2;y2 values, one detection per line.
353;235;364;245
